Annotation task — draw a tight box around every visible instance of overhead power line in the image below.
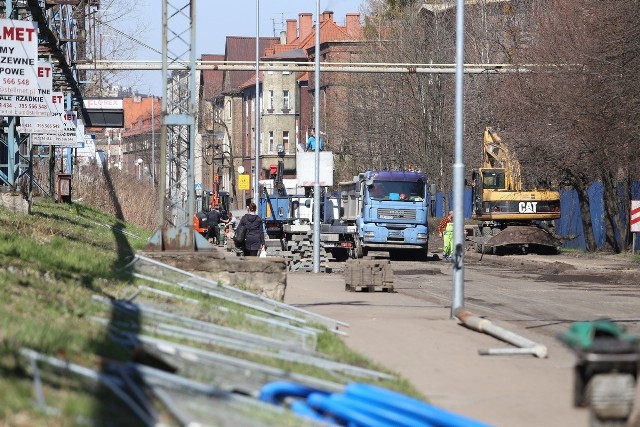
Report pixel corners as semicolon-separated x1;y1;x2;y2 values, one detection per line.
97;19;165;58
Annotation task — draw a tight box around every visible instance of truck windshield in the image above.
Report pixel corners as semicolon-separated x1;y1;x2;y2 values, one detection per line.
368;181;425;202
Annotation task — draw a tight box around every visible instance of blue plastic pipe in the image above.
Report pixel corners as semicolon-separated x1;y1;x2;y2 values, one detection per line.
344;383;493;427
307;392;393;427
259;381;328;404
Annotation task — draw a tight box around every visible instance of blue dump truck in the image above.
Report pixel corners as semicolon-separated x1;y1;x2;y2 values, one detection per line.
339;170;430;260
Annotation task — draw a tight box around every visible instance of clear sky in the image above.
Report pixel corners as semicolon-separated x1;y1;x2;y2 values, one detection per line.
119;0;365;96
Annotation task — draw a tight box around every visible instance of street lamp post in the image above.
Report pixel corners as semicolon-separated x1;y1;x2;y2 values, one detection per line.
451;0;466;318
136;158;143;179
254;0;260;206
312;0;321;273
151;94;155;183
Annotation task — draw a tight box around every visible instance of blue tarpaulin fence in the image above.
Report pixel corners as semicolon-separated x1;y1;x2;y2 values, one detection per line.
433;182;640;251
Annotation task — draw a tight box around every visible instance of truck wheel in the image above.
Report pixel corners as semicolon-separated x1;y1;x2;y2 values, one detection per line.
354;239;364;259
331;248;350;262
418;247;429;261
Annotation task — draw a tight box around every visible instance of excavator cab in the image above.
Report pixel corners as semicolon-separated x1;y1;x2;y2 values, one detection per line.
193;190;232;237
480;168;506;190
193;191;213;236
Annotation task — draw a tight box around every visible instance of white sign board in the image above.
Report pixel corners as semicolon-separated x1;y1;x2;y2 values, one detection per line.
26;94;79;147
0;62;52;116
76;135;96;157
75;120;85;144
83;98;123;110
0;18;39;96
19;92;74;133
295;151;334;187
32;133;78;146
631;200;640;233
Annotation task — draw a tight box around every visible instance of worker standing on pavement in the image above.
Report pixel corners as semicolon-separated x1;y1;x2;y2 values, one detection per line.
206;205;221;244
438;210;454;260
443;222;454;261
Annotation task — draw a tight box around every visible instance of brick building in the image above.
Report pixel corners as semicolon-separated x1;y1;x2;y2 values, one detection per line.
120;11;364;208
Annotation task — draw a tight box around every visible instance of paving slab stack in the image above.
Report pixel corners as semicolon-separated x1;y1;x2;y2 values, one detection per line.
343;259;394;292
265;231;331;273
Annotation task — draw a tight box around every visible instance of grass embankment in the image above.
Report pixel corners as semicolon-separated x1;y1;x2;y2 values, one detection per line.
0;198;420;426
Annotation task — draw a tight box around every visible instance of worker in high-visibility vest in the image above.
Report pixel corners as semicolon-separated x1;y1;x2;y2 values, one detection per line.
443;221;454;261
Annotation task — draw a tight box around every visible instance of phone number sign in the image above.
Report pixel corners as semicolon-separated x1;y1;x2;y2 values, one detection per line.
19;92;75;133
0;62;52;117
0;18;39;97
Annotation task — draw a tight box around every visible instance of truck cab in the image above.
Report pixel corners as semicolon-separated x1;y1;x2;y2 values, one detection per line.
342;170;430;260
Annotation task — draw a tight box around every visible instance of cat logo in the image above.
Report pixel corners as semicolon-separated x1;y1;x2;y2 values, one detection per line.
518;201;538;213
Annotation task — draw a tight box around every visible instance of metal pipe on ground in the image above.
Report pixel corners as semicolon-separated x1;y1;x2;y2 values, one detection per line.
479;348;544;356
454;309;548;359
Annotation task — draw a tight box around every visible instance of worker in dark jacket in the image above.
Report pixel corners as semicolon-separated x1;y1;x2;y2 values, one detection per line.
237;202;265;256
206;205;221;244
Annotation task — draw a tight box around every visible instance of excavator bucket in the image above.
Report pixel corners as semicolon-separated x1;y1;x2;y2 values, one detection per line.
481;225;561;255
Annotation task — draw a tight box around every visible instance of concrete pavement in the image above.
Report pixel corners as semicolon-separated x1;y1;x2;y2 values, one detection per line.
284;270;602;427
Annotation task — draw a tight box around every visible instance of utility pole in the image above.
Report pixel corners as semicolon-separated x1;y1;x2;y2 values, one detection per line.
151;94;155;183
451;0;466;318
253;0;260;206
148;0;201;250
312;0;321;273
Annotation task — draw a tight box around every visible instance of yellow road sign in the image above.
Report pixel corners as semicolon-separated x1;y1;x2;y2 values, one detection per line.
238;174;250;190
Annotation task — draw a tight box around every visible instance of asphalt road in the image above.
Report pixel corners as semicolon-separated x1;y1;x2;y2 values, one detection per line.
299;246;640;426
389;251;640;340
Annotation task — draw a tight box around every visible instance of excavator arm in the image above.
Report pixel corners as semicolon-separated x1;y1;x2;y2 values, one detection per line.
482;127;522;191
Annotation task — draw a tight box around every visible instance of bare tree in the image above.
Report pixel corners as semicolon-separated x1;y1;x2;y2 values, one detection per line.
499;0;640;252
345;0;640;252
343;0;457;193
82;0;152;96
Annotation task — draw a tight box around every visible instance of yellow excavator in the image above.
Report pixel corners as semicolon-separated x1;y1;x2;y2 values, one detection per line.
469;127;561;254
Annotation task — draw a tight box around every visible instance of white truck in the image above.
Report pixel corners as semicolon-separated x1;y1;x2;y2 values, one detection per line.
260;151;359;266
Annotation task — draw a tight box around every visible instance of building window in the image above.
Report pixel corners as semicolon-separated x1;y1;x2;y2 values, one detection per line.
268;131;274;153
282;131;289;153
269;90;274;110
282;90;290;110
